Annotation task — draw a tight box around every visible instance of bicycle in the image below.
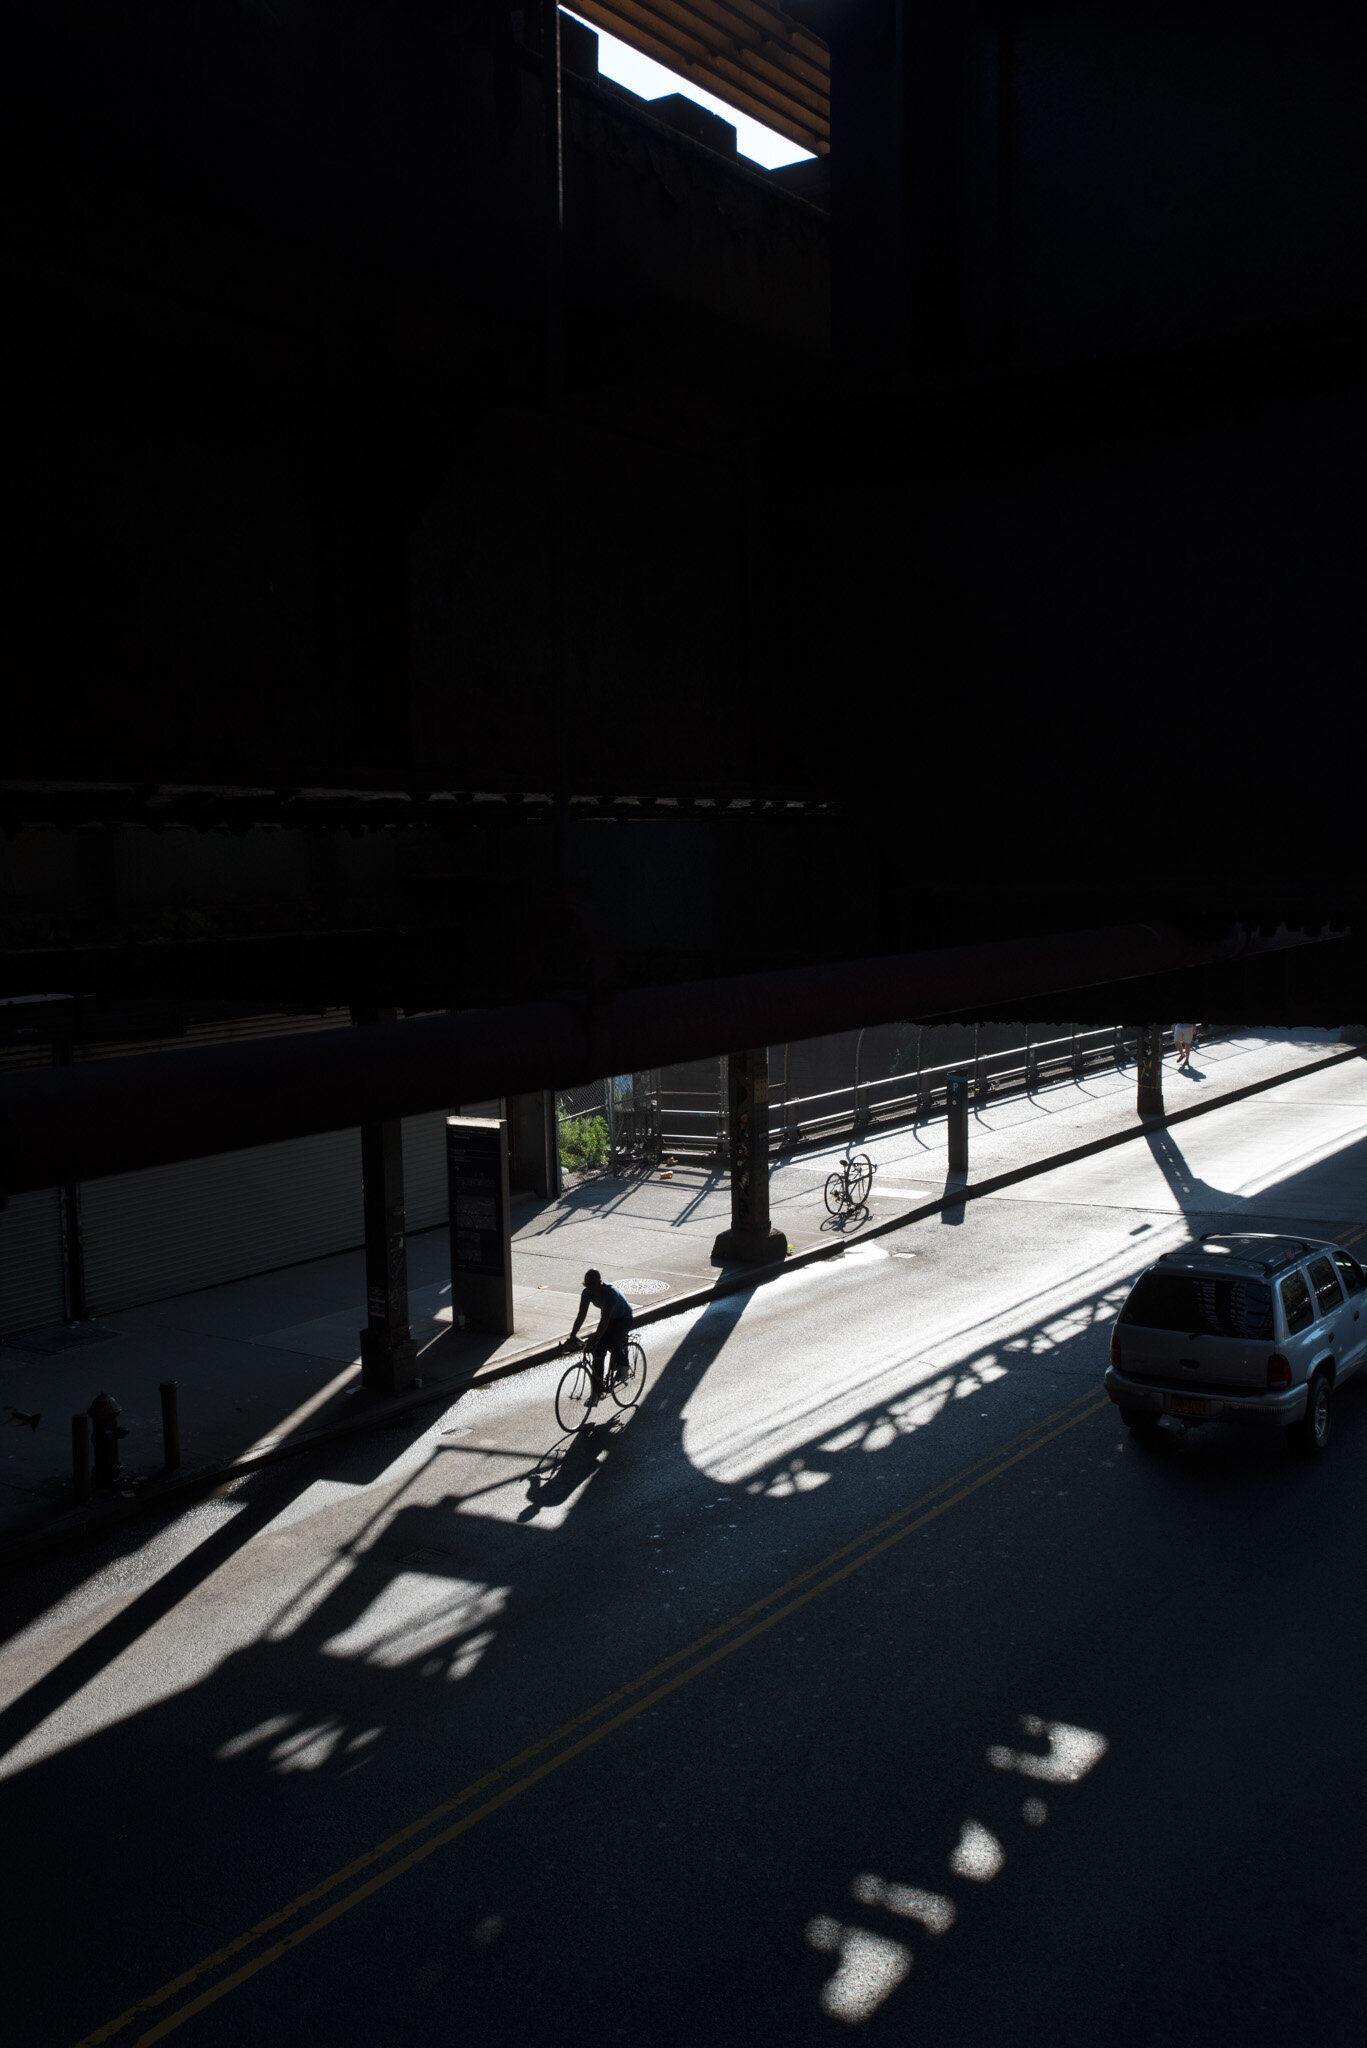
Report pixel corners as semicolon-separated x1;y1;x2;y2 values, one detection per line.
825;1152;875;1215
555;1333;649;1433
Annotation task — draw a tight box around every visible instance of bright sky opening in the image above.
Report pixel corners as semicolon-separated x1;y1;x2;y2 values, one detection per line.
563;10;816;169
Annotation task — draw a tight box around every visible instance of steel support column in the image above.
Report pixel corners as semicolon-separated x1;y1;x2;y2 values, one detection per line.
353;1008;417;1396
1136;1024;1165;1118
711;1047;786;1266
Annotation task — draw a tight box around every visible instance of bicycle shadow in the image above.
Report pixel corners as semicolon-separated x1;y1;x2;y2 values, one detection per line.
517;1415;630;1521
820;1205;871;1235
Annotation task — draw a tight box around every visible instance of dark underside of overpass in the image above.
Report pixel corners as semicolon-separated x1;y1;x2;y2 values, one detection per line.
4;0;1366;1096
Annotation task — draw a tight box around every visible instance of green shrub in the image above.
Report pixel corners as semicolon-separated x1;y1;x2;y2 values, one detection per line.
558;1110;610;1170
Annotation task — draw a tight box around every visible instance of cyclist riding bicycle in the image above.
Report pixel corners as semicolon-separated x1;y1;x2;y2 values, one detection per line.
565;1268;633;1405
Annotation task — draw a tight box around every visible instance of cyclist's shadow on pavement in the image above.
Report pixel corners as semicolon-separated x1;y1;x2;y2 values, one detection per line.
518;1412;628;1521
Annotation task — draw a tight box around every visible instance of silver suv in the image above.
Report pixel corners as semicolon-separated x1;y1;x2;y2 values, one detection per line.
1105;1232;1367;1454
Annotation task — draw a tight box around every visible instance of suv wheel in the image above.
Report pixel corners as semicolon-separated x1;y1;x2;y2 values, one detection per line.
1288;1371;1332;1457
1120;1407;1162;1439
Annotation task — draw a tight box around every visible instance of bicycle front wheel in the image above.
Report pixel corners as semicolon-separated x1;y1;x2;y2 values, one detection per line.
556;1359;596;1433
848;1155;874;1205
610;1338;648;1408
824;1172;846;1215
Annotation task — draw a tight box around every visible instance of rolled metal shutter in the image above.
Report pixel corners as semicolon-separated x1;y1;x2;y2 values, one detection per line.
0;1043;64;1335
77;1010;360;1314
0;1188;65;1335
81;1130;365;1316
76;1018;453;1316
402;1113;450;1231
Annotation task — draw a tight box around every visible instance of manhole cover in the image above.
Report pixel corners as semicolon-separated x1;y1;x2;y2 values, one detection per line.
618;1278;671;1298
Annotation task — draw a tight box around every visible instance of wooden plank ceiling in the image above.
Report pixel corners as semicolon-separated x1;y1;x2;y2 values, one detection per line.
572;0;830;155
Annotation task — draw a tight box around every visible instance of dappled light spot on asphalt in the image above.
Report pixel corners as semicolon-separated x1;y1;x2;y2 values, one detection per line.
948;1818;1004;1881
445;1628;497;1682
987;1715;1109;1784
319;1571;507;1674
806;1918;913;2024
216;1714;387;1775
801;1705;1111;2028
215;1711;297;1759
885;1374;956;1431
851;1873;956;1934
747;1457;830;1498
952;1354;1007;1397
267;1718;347;1773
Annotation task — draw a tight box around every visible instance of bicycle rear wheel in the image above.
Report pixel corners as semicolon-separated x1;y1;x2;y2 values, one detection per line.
824;1172;846;1215
556;1358;596;1433
610;1338;648;1408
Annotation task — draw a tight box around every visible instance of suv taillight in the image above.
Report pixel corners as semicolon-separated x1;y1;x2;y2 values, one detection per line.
1110;1328;1122;1367
1267;1354;1292;1390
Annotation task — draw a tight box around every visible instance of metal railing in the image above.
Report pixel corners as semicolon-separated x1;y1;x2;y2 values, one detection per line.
562;1024;1229;1171
766;1025;1179;1150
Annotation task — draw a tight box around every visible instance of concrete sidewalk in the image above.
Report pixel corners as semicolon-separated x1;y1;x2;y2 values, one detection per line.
0;1027;1348;1551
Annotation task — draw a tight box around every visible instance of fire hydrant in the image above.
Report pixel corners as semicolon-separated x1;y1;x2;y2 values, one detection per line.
87;1392;128;1493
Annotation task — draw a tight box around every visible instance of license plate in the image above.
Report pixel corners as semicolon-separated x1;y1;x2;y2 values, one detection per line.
1169;1394;1208;1417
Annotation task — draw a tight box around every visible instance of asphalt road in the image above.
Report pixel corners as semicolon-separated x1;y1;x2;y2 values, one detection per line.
3;1059;1367;2047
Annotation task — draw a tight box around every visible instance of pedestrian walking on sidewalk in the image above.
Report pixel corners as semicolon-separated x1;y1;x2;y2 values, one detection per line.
1174;1023;1198;1071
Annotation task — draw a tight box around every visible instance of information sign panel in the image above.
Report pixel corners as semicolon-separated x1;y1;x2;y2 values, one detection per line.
446;1116;513;1336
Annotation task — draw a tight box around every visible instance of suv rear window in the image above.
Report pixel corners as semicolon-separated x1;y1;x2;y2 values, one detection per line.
1307;1255;1344;1319
1123;1270;1274;1341
1280;1269;1314;1335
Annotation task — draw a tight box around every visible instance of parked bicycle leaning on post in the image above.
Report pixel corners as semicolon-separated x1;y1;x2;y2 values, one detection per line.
825;1153;875;1215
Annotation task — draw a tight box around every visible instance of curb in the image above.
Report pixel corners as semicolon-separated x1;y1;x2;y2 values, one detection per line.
2;1044;1355;1570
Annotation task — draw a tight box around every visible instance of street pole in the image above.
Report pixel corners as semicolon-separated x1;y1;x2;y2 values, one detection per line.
947;1072;970;1173
1137;1023;1165;1117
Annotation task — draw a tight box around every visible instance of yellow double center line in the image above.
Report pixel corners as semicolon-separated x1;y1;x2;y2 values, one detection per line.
79;1386;1108;2048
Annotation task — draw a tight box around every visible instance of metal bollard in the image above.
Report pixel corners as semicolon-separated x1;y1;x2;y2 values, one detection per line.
946;1072;970;1174
159;1380;180;1470
71;1412;91;1503
87;1391;128;1493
